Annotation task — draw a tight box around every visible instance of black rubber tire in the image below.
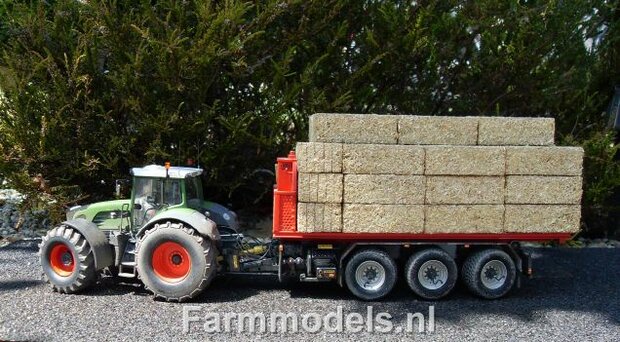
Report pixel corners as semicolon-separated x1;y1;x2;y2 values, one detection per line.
135;222;217;302
462;248;516;299
405;248;458;300
344;249;397;301
39;225;97;293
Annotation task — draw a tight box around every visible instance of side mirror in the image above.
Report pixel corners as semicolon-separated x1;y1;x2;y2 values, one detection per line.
115;179;130;198
134;203;142;210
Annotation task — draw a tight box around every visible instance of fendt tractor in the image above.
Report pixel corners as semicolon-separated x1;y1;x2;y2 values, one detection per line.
39;157;570;302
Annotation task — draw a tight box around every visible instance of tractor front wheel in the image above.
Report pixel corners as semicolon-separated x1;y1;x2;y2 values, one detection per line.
39;225;97;293
136;222;217;302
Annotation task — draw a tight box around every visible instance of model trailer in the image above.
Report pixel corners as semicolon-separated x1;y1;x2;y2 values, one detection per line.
39;114;582;302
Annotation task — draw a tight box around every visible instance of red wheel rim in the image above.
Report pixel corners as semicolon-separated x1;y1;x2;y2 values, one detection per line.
151;241;191;283
49;243;75;277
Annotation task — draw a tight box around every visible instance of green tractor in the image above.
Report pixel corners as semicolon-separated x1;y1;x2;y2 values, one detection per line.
38;164;241;302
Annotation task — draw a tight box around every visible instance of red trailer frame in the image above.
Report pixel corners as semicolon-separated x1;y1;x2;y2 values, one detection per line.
272;151;572;244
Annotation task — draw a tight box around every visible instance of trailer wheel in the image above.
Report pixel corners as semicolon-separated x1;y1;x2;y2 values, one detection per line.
136;222;217;302
345;249;397;301
39;225;97;293
462;248;516;299
405;248;457;300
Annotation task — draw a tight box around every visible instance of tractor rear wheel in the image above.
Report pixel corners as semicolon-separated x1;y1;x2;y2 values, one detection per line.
135;222;217;302
39;225;97;293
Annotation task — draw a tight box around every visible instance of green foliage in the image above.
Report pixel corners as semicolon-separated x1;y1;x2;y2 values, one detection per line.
0;0;618;236
581;132;620;205
569;131;620;237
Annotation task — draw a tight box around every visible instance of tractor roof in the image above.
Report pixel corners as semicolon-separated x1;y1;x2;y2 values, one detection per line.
130;164;203;179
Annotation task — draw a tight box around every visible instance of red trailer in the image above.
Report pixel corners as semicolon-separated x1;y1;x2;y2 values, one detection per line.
271;151;571;300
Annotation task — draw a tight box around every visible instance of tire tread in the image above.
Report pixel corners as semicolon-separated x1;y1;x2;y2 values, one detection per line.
344;248;397;301
462;248;516;299
135;222;217;302
39;225;97;294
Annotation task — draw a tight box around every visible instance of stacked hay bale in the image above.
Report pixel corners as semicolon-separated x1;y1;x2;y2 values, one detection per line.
296;114;583;235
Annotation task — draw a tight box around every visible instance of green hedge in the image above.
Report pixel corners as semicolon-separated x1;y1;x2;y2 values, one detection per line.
0;0;618;237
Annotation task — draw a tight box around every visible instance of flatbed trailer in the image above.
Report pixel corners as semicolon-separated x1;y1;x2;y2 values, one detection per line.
253;151;570;300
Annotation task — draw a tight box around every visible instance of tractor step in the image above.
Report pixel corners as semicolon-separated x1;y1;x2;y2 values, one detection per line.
118;261;136;278
114;239;137;278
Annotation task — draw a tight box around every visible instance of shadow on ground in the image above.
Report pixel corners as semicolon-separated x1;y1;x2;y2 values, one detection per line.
3;240;618;326
0;279;44;292
97;248;620;326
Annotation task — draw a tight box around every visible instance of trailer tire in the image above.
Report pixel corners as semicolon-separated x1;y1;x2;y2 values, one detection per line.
39;225;97;293
462;248;516;299
405;248;457;300
136;222;217;302
345;249;397;301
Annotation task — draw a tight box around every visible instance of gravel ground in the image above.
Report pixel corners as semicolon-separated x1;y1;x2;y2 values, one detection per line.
0;241;619;342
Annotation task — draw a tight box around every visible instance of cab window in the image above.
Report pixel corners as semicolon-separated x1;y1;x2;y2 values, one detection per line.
186;177;201;202
164;180;182;205
132;177;182;228
134;178;182;207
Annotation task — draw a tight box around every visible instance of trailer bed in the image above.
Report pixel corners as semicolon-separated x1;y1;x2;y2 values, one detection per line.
272;231;572;243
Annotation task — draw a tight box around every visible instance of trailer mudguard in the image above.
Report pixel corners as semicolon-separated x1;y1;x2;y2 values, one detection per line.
62;218;114;270
137;210;221;242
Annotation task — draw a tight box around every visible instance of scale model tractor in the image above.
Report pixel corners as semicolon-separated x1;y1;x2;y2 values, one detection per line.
39;164;242;302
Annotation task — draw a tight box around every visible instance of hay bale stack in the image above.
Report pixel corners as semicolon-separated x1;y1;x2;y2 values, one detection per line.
296;113;583;234
309;114;556;147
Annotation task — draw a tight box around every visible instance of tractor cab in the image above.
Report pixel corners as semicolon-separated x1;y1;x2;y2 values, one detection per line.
127;164;239;232
65;164;239;235
129;164;203;230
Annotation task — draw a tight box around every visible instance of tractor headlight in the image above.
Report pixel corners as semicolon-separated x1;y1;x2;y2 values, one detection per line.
227;210;240;230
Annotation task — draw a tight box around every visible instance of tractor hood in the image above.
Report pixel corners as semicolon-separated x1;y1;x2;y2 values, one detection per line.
66;199;130;221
